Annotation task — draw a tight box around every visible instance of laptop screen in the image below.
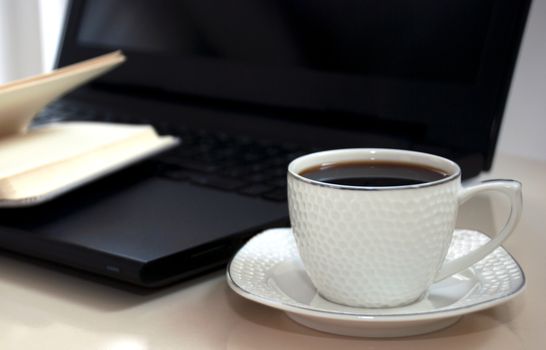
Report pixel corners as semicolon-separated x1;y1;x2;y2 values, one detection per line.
58;0;530;171
77;0;488;84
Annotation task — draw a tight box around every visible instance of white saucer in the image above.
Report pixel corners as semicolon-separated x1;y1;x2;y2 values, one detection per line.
227;228;525;338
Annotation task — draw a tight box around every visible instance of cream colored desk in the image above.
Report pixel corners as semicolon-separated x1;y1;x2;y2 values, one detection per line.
0;154;543;349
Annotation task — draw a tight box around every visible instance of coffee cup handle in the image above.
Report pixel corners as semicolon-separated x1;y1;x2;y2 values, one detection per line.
434;179;522;282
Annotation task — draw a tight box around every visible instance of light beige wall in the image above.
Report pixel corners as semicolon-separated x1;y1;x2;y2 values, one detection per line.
0;0;43;83
39;0;68;71
496;0;546;162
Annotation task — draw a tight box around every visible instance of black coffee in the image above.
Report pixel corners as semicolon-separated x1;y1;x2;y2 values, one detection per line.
300;161;449;186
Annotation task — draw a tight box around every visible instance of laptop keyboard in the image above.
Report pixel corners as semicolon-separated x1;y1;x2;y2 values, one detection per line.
34;101;317;202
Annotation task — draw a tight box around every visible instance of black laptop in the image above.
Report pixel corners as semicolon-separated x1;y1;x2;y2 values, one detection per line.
0;0;530;287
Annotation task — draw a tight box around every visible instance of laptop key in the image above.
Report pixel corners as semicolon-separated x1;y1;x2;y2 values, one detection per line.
285;151;308;161
161;157;219;173
266;177;287;188
247;173;274;183
262;188;287;201
239;184;275;196
221;165;258;177
190;174;246;191
163;170;246;191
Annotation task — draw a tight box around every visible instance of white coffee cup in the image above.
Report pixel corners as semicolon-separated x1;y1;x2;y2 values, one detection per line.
287;149;522;308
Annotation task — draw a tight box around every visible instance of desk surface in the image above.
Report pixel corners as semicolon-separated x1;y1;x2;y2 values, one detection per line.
0;153;544;349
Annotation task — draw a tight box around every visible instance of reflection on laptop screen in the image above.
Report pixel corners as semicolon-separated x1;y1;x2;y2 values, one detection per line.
78;0;491;83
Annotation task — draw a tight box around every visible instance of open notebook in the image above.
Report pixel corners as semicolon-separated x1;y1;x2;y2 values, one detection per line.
0;52;178;206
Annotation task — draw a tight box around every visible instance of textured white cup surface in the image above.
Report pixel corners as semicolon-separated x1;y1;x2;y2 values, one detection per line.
287;149;462;308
